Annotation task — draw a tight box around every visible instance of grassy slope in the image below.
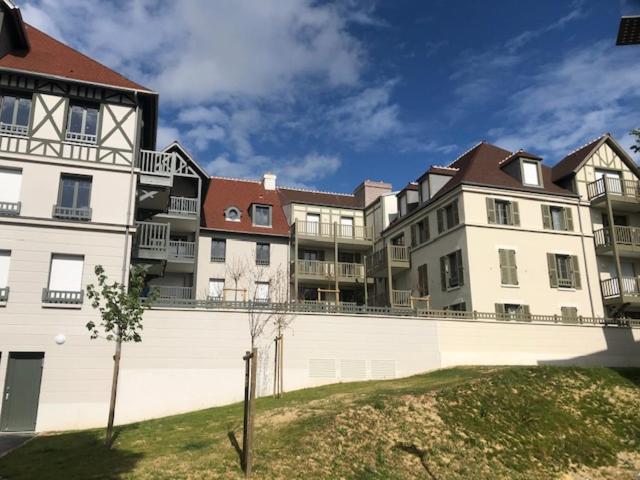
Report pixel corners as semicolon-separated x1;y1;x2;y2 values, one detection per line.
0;367;639;480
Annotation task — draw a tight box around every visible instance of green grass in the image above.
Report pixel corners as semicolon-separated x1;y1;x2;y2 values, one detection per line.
1;367;639;479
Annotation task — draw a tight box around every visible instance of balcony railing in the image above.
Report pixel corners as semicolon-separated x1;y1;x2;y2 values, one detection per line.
135;221;169;256
391;289;412;307
168;196;198;216
154;286;193;300
0;286;9;302
168;240;195;261
294;220;372;242
65;131;97;144
0;122;28;136
601;276;640;299
296;260;365;280
42;288;84;304
0;201;20;215
138;150;175;176
338;262;365;279
368;245;410;273
594;225;640;249
587;177;640;201
52;205;92;221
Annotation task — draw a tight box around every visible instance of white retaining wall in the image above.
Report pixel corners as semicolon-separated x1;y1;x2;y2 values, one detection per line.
0;307;639;432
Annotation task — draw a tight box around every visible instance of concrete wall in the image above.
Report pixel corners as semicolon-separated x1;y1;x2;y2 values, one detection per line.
1;305;638;432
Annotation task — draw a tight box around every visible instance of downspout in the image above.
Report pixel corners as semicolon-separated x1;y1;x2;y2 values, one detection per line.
576;195;596;317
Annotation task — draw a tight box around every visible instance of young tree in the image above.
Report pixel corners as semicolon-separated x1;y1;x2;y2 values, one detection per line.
226;256;248;301
269;267;295;398
85;265;156;448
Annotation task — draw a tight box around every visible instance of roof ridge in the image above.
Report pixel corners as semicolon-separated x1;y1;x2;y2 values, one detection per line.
279;185;355;197
560;133;608;159
431;165;460;171
447;141;484;167
498;149;521;166
211;175;261;184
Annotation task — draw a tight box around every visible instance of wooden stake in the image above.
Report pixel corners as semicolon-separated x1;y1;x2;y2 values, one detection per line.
279;334;284;398
242;350;251;474
246;347;258;477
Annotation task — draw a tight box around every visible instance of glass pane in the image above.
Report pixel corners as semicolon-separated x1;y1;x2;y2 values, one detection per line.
75;179;91;208
254;206;270;226
16;98;31;126
0;96;16;124
84;107;98;135
212;240;225;258
551;208;564;230
68;106;84;133
523;161;539;185
59;178;76;207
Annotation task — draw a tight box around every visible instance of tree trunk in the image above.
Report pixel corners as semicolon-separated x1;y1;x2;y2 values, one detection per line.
106;335;122;448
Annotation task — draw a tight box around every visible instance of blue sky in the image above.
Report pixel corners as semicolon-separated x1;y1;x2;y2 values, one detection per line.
22;0;640;193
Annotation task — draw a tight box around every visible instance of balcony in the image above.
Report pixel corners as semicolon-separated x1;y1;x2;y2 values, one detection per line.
42;288;84;305
168;196;198;216
167;240;196;263
293;220;373;248
367;245;410;277
0;286;8;304
391;289;412;307
594;225;640;257
65;131;97;145
295;259;365;283
587;177;640;211
154;285;193;300
138;150;176;187
0;201;20;216
135;221;169;260
0;122;28;136
600;277;640;306
52;205;92;221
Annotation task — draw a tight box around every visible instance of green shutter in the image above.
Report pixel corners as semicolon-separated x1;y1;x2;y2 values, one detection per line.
418;264;428;296
564;208;574;231
424;219;430;241
495;303;506;320
486;198;496;224
411;225;417;247
561;306;578;323
499;249;518;285
456;250;464;286
570;255;582;289
511;201;520;226
547;253;558;288
521;305;531;321
440;256;447;290
509;250;518;285
437;209;444;233
499;249;508;284
541;205;551;229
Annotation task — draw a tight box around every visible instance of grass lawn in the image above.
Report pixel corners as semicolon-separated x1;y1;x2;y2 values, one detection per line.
0;366;639;479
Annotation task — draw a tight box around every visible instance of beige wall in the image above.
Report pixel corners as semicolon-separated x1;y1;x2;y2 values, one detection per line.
289;203;365;227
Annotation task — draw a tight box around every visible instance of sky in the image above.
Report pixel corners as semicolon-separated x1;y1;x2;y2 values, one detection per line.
20;0;640;193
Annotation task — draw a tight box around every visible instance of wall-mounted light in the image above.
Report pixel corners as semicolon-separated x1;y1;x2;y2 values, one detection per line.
55;334;66;345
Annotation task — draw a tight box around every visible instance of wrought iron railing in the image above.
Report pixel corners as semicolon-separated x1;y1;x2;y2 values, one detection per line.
52;205;92;221
168;196;198;216
587;177;640;200
42;288;84;304
138;150;175;176
0;201;20;215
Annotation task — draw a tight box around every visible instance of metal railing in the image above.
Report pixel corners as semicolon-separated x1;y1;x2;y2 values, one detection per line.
587;177;640;200
65;131;97;144
168;196;198;216
391;289;412;307
601;277;640;299
42;288;83;304
296;260;365;279
557;278;575;288
136;222;169;254
142;298;640;327
0;122;28;136
0;201;20;215
368;245;410;273
338;262;365;279
294;220;372;242
52;205;92;221
168;240;195;260
138;150;175;176
154;286;193;300
594;225;640;249
0;286;8;302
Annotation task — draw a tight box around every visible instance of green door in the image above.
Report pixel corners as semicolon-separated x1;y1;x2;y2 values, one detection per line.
0;352;45;432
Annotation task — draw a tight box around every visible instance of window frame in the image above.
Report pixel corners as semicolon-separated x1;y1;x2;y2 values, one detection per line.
441;249;464;290
521;159;542;187
224;206;241;222
210;238;227;262
0;92;32;136
57;174;92;210
254;281;270;303
252;204;272;228
65;101;100;144
255;242;270;266
208;278;225;301
437;199;459;234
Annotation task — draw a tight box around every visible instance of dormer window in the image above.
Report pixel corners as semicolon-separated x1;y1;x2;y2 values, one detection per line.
252;204;272;227
522;160;541;186
224;206;241;222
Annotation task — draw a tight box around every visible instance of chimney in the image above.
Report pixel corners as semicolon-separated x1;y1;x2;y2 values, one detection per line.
353;179;392;208
262;173;277;191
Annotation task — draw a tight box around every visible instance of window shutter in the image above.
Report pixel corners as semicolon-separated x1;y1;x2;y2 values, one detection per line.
541;205;551;229
49;254;84;291
510;201;520;226
424;220;430;241
564;208;574;231
0;251;10;288
452;200;459;226
521;305;531;321
456;250;464;286
437;209;444;233
508;249;518;285
495;303;506;320
561;306;578;322
570;255;582;289
440;256;447;291
0;168;21;203
499;249;508;284
418;264;428;296
547;253;558;288
486;198;496;224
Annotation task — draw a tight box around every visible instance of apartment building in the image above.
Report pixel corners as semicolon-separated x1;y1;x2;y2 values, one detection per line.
373;141;605;318
0;2;160;432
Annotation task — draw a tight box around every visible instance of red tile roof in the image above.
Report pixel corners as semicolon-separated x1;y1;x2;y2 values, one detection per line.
278;187;360;209
202;178;290;237
0;24;152;92
499;149;543;167
551;135;606;182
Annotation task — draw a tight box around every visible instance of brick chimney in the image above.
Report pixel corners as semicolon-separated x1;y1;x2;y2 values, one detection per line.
353;180;392;208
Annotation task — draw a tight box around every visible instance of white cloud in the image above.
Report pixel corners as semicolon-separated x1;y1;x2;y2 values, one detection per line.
156;124;180;150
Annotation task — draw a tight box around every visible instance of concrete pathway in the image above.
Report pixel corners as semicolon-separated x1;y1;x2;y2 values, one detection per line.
0;433;34;458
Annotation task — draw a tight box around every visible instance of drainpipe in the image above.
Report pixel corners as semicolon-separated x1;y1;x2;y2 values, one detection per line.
122;92;141;286
605;179;625;312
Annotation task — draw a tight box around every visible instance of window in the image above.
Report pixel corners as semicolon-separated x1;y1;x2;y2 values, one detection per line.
419;180;429;203
399;195;407;216
391;233;405;246
547;253;581;289
66;102;99;143
54;175;92;220
0;167;21;215
440;250;464;290
486;198;520;226
224;206;241;222
602;214;627;228
541;205;573;231
0;94;31;135
254;281;270;302
417;264;428;296
411;218;430;247
495;303;531;321
44;254;84;304
340;216;354;237
252;204;272;227
211;239;226;262
256;242;270;265
561;306;578;323
498;249;518;286
522;160;540;186
595;169;622;194
208;278;225;301
0;250;10;301
437;200;459;233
